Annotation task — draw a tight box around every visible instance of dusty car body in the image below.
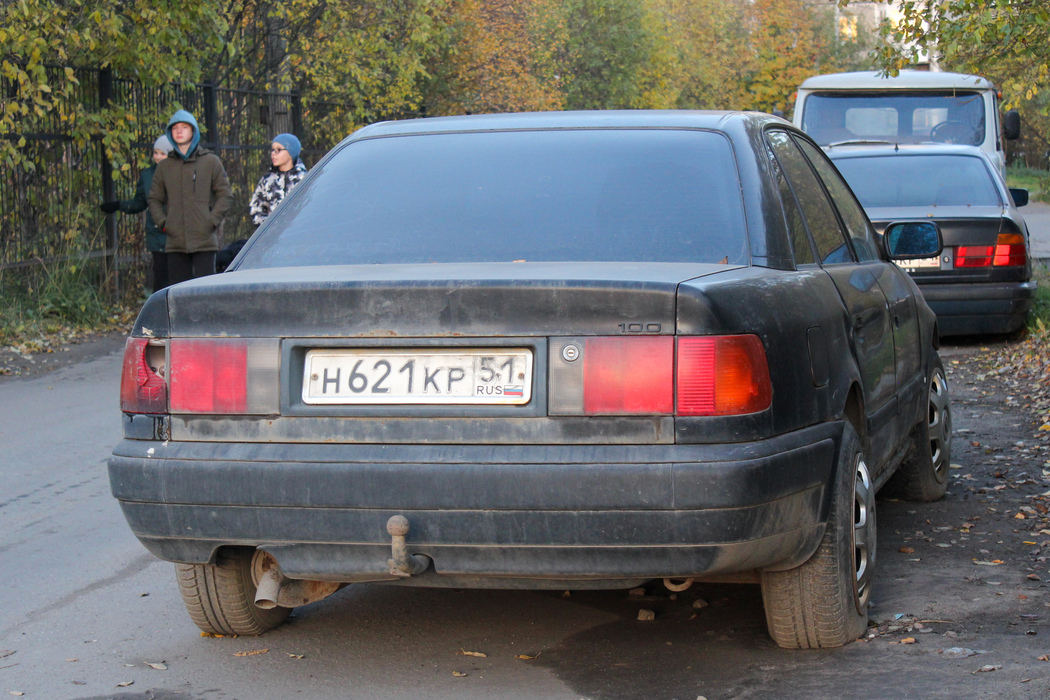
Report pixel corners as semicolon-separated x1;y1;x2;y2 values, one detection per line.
828;144;1036;336
109;111;951;649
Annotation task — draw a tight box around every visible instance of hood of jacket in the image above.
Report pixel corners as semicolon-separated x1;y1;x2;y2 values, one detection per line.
166;109;202;160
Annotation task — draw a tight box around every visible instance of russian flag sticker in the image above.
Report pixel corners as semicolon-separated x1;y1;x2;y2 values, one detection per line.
504;385;524;397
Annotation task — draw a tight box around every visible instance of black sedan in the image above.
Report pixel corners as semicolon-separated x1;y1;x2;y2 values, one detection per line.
110;111;950;649
827;143;1036;336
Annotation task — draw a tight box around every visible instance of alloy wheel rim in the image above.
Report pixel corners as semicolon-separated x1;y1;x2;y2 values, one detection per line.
853;456;876;613
928;368;951;483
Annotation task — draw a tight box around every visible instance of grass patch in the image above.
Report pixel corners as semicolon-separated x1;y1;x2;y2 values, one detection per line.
1029;259;1050;334
0;258;135;352
1007;165;1050;204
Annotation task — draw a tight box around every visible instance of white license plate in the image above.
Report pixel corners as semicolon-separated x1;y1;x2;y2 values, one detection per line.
899;255;941;270
303;348;533;405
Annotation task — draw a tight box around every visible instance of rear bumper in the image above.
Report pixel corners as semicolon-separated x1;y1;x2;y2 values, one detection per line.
917;280;1036;335
108;421;841;585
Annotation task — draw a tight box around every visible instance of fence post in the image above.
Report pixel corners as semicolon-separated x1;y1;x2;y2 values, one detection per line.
202;83;219;150
98;67;119;303
291;93;303;140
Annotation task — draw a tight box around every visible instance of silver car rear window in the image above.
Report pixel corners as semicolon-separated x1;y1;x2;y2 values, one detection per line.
239;129;748;267
832;154;1002;209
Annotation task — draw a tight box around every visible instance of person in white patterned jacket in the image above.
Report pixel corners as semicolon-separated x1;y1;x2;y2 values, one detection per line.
248;133;308;226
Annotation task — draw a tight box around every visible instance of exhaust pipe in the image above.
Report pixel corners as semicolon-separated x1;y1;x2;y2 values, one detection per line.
663;577;694;592
255;567;288;609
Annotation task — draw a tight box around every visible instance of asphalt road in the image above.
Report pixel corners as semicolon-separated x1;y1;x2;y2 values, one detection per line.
2;332;1050;699
1024;201;1050;260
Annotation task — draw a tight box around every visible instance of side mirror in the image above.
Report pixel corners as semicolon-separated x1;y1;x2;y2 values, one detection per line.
1004;109;1021;140
772;109;785;119
885;221;942;260
1010;187;1029;207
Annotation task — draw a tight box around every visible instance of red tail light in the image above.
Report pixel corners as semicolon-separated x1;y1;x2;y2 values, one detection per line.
993;233;1026;266
676;336;772;416
957;234;1027;268
551;334;771;417
120;337;167;414
582;337;674;414
955;245;993;267
169;339;249;413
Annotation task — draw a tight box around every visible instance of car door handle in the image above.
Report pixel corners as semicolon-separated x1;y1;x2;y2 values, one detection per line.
852;308;881;330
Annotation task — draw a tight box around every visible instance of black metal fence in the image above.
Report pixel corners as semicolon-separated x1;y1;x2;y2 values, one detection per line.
1;65;356;299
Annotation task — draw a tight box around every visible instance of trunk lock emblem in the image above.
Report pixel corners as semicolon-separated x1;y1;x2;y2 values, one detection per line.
562;344;580;362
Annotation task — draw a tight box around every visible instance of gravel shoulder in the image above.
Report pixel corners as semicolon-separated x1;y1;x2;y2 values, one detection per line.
0;329;128;381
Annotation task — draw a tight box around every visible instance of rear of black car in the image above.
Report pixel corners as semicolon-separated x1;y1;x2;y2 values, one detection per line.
829;146;1036;335
109;113;893;648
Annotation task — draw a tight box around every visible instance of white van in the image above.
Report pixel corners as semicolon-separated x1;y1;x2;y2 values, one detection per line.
793;70;1020;174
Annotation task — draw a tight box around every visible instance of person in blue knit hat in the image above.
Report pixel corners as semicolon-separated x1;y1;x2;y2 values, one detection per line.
100;134;174;292
248;133;308;226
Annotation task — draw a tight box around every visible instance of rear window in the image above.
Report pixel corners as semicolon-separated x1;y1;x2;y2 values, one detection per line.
831;154;1002;209
238;129;749;268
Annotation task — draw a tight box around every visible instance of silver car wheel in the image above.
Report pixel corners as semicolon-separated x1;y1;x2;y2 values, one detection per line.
853;455;875;612
928;368;951;482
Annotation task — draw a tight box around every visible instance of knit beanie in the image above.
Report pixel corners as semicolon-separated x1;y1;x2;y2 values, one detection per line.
273;133;302;160
153;135;173;153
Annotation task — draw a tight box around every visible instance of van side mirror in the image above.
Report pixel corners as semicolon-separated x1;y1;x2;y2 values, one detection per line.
1004;109;1021;140
885;221;942;260
1010;188;1029;207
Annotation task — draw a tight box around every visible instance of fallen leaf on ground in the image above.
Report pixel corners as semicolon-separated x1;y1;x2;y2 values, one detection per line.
287;654;304;659
974;665;1002;673
898;637;917;645
200;632;236;638
116;681;134;687
637;609;656;621
0;652;14;660
234;649;269;657
899;547;915;554
941;647;985;658
515;654;538;660
10;693;24;697
452;671;467;677
65;658;77;662
459;650;487;658
1038;654;1049;661
145;661;167;670
973;560;1003;566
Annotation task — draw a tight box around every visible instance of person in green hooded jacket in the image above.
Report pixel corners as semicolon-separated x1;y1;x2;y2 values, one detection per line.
100;134;173;292
148;109;233;285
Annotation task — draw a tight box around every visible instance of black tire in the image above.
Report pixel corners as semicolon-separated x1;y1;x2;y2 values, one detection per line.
176;548;291;636
760;422;874;649
884;354;951;502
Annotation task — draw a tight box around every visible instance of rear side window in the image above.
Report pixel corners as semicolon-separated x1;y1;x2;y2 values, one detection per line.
831;154;1003;209
766;131;852;265
765;140;814;265
239;129;749;267
794;138;878;261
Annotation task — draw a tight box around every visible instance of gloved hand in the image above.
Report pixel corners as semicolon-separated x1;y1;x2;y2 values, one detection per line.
99;201;120;214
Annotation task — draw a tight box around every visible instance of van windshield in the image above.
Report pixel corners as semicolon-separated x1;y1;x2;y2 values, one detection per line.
802;92;985;147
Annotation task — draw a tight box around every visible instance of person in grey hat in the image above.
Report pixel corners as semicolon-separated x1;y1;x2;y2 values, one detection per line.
248;133;308;226
100;134;175;292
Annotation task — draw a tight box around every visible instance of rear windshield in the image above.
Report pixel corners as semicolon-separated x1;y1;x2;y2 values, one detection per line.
802;92;985;147
832;154;1002;208
237;129;749;268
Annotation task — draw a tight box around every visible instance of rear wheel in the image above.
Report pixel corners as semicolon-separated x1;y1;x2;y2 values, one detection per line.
885;355;951;502
760;422;873;649
176;548;291;635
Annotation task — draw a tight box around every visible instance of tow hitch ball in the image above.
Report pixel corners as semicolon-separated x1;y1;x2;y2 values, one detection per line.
386;515;430;577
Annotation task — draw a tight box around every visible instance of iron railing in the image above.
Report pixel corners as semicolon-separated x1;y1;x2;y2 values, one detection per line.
1;65;357;300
